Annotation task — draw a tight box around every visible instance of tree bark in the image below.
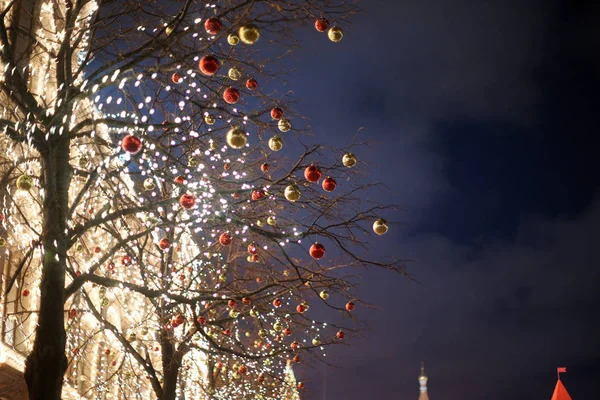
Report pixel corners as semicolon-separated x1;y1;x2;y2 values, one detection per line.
162;338;182;400
24;138;71;400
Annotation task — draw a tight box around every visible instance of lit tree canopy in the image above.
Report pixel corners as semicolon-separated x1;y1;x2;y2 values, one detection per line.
0;1;404;400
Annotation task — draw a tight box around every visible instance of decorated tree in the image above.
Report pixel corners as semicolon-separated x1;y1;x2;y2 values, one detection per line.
0;1;403;400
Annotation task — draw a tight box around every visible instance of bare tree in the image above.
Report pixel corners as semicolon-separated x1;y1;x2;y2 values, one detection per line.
0;1;404;399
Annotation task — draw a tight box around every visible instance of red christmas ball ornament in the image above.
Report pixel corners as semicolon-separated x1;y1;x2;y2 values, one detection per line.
179;193;196;209
293;355;301;363
251;190;265;201
273;298;282;308
223;87;240;104
336;330;345;339
284;328;292;336
174;175;185;185
290;341;300;350
345;301;355;311
246;78;258;89
261;163;269;172
296;304;307;313
175;314;185;325
315;18;330;32
270;107;283;120
199;55;220;75
94;246;101;253
219;232;232;246
222;329;232;336
121;255;132;265
298;382;305;390
121;135;142;154
258;373;265;383
304;165;322;182
228;299;237;308
172;72;183;84
204;17;222;35
322;177;337;192
21;289;30;297
69;308;78;319
107;262;115;271
242;297;252;305
247;242;259;255
238;365;248;374
196;316;207;325
159;238;171;250
309;242;326;259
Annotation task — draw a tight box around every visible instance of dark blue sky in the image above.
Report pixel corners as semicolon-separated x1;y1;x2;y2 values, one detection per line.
286;1;600;398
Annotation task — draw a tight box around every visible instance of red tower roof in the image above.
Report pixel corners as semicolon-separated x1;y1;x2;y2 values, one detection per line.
551;379;573;400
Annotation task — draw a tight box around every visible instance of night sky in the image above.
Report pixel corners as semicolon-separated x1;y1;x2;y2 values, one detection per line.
284;1;600;398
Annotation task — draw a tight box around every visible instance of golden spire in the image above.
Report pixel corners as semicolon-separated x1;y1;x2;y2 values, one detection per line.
418;362;429;400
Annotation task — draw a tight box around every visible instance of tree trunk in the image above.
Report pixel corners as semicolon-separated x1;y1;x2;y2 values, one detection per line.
162;338;182;400
24;139;71;400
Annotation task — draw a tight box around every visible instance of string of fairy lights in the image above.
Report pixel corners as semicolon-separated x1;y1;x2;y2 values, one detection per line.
0;1;392;399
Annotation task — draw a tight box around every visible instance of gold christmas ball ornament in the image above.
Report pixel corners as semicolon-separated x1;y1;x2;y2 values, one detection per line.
143;178;155;191
256;219;264;227
284;184;301;202
373;218;389;235
204;114;216;125
227;33;240;45
226;127;247;149
342;152;357;168
312;337;321;346
210;141;219;150
101;297;110;307
239;24;260;45
268;136;283;151
0;237;7;247
127;332;137;342
258;328;268;338
229;309;240;319
141;326;149;335
78;155;89;169
277;118;292;132
328;26;344;42
249;309;259;318
319;290;329;300
228;67;242;81
273;321;283;331
267;216;276;226
16;174;34;191
188;156;198;167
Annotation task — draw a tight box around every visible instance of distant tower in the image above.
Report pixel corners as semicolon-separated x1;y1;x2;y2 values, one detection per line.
280;360;301;400
418;362;430;400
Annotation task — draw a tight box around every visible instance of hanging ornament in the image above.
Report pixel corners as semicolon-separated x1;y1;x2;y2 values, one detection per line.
336;330;345;339
174;175;185;185
273;321;283;331
204;17;222;35
188;156;198;167
342;152;357;167
345;301;355;311
296;304;307;313
322;177;337;192
228;67;242;81
251;190;265;200
172;72;183;84
328;26;344;42
268;136;283;151
284;327;292;336
228;299;237;308
261;163;269;172
304;165;322;182
143;178;155;191
204;114;216;125
273;298;282;307
312;337;321;346
227;33;240;45
315;18;330;32
179;193;196;209
298;382;305;390
21;289;30;297
226;126;247;149
284;184;301;202
238;24;260;44
121;255;132;265
293;355;301;363
271;107;284;120
16;174;34;191
310;243;325;259
159;238;171;250
121;135;142;154
319;290;329;300
223;87;240;104
267;216;276;226
219;233;232;246
278;117;292;132
247;242;259;255
373;218;388;235
199;55;220;75
246;78;258;89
